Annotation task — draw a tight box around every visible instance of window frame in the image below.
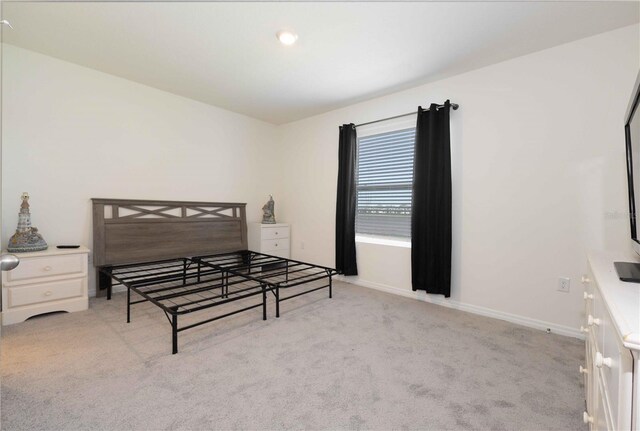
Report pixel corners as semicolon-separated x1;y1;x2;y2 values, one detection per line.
355;119;416;244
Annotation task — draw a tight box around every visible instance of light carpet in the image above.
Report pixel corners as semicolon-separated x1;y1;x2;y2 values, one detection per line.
1;282;585;430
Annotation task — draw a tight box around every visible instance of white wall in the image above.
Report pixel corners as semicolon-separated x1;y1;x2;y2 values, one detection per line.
3;25;639;333
277;24;640;335
2;45;280;295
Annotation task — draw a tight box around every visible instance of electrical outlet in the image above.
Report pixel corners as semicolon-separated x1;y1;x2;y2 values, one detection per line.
558;277;570;293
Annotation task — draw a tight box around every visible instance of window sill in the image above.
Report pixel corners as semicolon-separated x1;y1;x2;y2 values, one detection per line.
355;235;411;248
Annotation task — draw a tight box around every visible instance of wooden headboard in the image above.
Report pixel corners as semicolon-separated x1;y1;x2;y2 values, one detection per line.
92;198;247;267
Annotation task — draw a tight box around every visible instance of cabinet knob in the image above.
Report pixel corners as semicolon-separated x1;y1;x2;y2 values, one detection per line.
579;365;588;374
580;326;590;334
595;351;612;368
43;266;52;272
581;275;591;284
44;291;52;296
587;315;600;326
583;292;594;300
583;412;594;424
275;232;279;235
274;243;278;247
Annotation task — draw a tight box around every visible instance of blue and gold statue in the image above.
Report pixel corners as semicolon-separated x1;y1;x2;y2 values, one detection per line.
8;193;48;253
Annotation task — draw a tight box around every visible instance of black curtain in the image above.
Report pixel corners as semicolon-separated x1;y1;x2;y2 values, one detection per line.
335;124;358;276
411;101;452;297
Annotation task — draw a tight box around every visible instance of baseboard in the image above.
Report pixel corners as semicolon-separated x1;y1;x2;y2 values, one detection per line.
338;276;584;340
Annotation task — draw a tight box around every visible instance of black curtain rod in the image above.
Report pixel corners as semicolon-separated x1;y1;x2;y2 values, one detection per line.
354;102;459;128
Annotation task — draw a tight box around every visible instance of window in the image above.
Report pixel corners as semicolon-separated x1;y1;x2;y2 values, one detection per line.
356;127;415;239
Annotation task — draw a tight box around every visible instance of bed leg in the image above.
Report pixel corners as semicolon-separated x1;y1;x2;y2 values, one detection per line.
262;284;267;321
275;285;280;318
182;259;187;285
329;274;333;299
286;261;289;282
97;268;113;300
172;314;178;354
95;271;101;297
127;287;131;323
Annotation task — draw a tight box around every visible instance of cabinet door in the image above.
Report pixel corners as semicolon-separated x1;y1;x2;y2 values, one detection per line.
600;319;633;431
583;269;596;414
585;335;594;414
583;270;595;322
591;286;606;357
595;370;614;431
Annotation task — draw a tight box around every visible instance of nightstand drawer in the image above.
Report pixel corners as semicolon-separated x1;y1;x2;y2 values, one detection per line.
261;226;290;240
262;238;289;252
8;278;84;308
269;248;290;259
6;254;85;283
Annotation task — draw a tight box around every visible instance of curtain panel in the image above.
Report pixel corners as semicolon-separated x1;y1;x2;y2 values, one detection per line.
335;124;358;275
411;101;452;297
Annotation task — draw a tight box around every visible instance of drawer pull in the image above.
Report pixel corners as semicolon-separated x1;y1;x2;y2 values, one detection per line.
583;412;594;424
580;326;590;334
275;232;279;235
43;266;52;272
44;291;52;296
583;292;594;300
587;315;601;326
579;365;588;374
274;243;278;247
581;275;591;284
595;351;612;368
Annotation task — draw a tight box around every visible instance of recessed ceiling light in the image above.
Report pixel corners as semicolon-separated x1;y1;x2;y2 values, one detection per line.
276;30;298;46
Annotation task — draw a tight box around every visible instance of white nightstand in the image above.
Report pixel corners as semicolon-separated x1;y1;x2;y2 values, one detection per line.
248;223;290;258
1;246;90;325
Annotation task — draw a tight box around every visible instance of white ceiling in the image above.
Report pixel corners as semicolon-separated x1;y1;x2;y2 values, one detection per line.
3;2;639;124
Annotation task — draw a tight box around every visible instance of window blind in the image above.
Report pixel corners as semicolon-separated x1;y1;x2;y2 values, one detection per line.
356;127;415;238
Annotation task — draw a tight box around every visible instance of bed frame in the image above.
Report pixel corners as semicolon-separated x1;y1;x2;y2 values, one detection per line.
92;198;248;298
92;198;335;354
194;250;335;318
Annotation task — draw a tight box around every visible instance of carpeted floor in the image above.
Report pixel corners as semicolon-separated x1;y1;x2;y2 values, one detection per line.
1;282;585;430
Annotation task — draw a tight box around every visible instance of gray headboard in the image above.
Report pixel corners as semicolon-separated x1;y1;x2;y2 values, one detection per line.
92;198;248;267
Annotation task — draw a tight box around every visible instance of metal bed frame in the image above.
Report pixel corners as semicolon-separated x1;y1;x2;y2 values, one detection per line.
92;199;336;354
194;250;336;318
100;257;274;354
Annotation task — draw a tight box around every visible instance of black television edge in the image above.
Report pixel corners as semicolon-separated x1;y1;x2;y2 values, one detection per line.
616;69;640;283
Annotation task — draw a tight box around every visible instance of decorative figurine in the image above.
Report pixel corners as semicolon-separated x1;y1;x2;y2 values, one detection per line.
8;193;48;253
262;195;276;224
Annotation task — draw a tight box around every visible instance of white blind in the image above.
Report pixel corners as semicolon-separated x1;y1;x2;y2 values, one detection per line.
356;127;415;238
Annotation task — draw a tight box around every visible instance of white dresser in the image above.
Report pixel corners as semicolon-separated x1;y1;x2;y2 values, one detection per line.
1;246;90;325
583;251;640;430
248;223;290;258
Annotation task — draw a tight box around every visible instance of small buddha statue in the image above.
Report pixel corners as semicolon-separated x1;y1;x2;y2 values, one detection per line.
262;195;276;224
8;193;48;252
